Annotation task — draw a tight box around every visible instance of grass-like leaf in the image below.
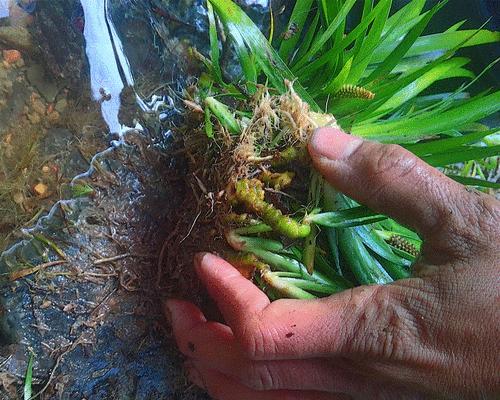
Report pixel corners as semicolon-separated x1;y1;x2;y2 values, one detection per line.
307;206;386;228
372;29;500;63
364;1;447;84
372;57;473;116
447;175;500;189
207;2;223;83
405;129;499;156
24;352;34;400
296;0;392;80
422;145;500;167
352;91;500;143
278;0;314;61
209;0;319;109
293;0;357;71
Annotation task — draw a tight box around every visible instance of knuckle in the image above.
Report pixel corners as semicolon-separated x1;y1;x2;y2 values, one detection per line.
239;319;274;360
243;363;277;391
467;192;500;242
343;286;416;360
363;143;416;181
355;143;419;204
438;189;500;259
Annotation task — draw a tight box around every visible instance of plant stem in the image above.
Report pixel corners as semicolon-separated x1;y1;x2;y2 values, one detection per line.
234;223;273;235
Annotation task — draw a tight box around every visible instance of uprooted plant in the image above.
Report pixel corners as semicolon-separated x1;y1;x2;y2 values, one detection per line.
158;0;499;299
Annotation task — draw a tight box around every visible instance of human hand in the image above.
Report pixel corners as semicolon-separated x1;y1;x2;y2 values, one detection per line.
166;128;500;400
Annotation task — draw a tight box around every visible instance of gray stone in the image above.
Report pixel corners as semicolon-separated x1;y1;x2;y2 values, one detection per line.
26;64;60;102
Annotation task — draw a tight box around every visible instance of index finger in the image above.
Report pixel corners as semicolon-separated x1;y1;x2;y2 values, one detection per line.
195;253;406;361
308;128;472;246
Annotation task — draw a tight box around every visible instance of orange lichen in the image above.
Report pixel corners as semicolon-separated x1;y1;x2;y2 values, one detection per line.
2;50;22;65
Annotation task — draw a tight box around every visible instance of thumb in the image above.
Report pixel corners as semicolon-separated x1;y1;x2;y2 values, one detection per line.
308;127;472;252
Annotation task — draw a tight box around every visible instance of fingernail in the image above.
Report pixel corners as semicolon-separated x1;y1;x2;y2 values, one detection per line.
184;361;205;389
309;127;362;160
194;252;209;270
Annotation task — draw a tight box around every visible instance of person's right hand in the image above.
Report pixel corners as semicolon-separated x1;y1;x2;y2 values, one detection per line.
166;128;500;399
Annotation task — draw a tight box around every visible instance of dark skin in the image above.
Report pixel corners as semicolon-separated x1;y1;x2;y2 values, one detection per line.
166;128;500;400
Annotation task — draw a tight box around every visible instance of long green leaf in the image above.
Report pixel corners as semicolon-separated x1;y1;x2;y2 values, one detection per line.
293;0;357;71
280;278;346;295
250;248;332;285
365;0;447;83
209;0;319;109
338;228;393;285
347;0;392;84
343;28;496;125
447;175;500;189
423;145;500;167
207;1;223;83
278;0;314;61
322;57;353;93
24;353;34;400
382;0;426;35
355;226;411;268
351;0;375;60
351;44;479;124
296;0;392;80
372;57;472;115
307;206;386;228
352;91;500;143
293;12;320;64
405;129;499;156
225;22;257;83
372;30;500;63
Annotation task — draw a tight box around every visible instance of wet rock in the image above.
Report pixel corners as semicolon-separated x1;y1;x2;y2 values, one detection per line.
30;0;86;89
26;64;60;102
31;97;46;116
0;26;34;53
0;64;13;99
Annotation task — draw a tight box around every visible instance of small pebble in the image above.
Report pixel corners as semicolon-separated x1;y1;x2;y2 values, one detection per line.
40;300;52;309
55;98;68;113
12;191;25;205
47;110;60;124
33;182;48;197
32;98;46;115
27;112;41;124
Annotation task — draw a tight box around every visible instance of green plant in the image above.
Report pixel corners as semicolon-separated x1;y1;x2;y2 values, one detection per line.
171;0;499;299
23;352;34;400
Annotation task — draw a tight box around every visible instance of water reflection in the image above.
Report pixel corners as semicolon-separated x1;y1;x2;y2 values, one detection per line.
81;0;134;135
0;0;8;19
